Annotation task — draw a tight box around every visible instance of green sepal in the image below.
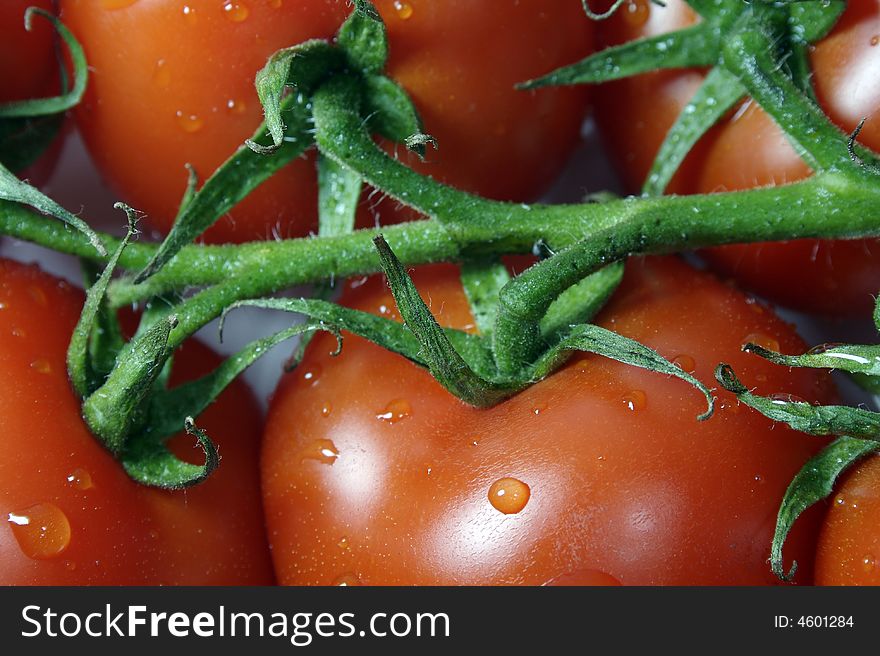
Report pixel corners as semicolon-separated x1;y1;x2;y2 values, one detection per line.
460;258;510;338
539;262;624;344
336;0;387;75
532;323;715;420
643;67;744;195
770;436;880;581
122;417;219;490
363;75;425;145
715;364;880;439
67;204;137;398
318;154;361;238
518;25;716;89
145;321;332;439
743;342;880;379
787;0;846;43
0;8;88;118
136;91;313;282
374;235;514;406
82;314;176;454
250;39;345;151
0;167;105;256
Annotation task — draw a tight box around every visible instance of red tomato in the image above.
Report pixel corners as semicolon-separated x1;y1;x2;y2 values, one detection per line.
593;0;880;316
262;257;835;585
0;259;274;585
62;0;590;243
0;0;56;104
815;456;880;585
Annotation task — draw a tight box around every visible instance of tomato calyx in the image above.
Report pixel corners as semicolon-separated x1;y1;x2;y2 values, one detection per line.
715;299;880;580
522;0;851;196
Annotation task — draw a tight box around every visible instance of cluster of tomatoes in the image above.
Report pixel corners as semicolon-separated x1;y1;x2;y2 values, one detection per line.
1;0;879;586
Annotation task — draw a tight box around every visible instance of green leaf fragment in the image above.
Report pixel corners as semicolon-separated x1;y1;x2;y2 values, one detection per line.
540;262;624;344
318;154;361;238
460;259;510;338
122;417;220;490
743;342;880;378
363;75;424;144
337;0;388;74
771;436;880;581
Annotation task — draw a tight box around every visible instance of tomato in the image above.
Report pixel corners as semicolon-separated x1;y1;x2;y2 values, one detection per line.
262;257;835;585
0;0;56;105
592;0;880;316
815;456;880;585
62;0;590;243
0;258;274;585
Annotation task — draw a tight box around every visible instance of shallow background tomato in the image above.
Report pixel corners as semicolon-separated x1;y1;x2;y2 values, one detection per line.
593;0;880;316
262;257;835;585
815;456;880;585
0;259;274;585
0;0;57;104
62;0;590;242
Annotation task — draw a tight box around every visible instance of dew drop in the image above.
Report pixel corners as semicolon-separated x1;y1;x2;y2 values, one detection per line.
101;0;138;8
392;0;413;20
332;572;361;586
834;494;846;506
769;393;807;405
182;5;197;22
532;402;548;416
30;359;51;375
223;1;250;22
0;301;6;311
28;286;48;307
7;503;71;560
11;327;26;338
743;333;780;352
672;354;696;373
226;98;247;114
175;110;204;134
488;477;530;515
623;0;650;28
337;536;350;550
376;398;411;423
543;570;621;586
268;0;282;7
622;389;647;412
301;364;322;386
862;553;876;572
807;342;844;355
871;35;879;47
320;402;332;418
152;59;171;89
66;468;94;491
64;560;77;571
300;439;339;465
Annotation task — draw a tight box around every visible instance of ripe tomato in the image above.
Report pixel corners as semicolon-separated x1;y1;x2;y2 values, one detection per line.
593;0;880;316
815;455;880;585
262;257;835;585
0;258;274;585
0;0;56;105
62;0;590;243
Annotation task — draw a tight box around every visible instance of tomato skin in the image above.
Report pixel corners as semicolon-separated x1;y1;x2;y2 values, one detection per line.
815;456;880;585
62;0;590;243
0;0;56;104
0;259;273;585
262;257;835;585
593;0;880;316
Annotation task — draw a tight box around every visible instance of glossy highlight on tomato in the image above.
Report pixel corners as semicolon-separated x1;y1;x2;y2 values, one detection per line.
62;0;591;242
0;259;274;585
262;257;835;585
815;455;880;585
593;0;880;316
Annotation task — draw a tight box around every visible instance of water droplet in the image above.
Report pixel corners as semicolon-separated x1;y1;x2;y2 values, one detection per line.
807;342;845;355
152;59;171;89
301;365;322;386
745;297;765;315
66;468;93;491
320;402;332;418
769;393;807;405
743;333;780;352
7;503;71;560
337;536;350;550
672;354;696;373
175;110;204;133
623;0;650;28
862;554;876;572
300;439;339;465
392;0;413;20
332;573;361;586
834;494;846;506
11;327;26;338
28;286;48;307
543;570;621;586
268;0;282;7
532;402;548;415
622;389;647;412
182;5;197;22
64;560;77;571
871;35;879;47
223;1;250;22
376;398;411;423
226;98;247;114
0;301;6;311
102;0;138;9
148;529;160;540
488;477;530;515
30;359;51;375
